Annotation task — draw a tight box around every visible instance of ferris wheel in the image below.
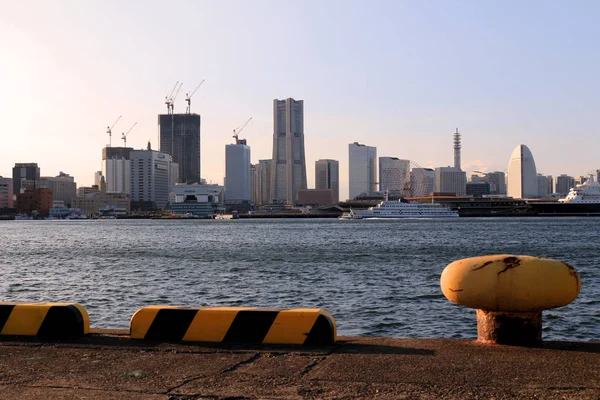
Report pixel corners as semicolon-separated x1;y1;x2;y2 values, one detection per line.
379;160;430;198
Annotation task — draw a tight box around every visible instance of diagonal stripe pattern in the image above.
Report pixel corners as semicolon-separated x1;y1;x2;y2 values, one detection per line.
130;307;336;345
0;303;89;338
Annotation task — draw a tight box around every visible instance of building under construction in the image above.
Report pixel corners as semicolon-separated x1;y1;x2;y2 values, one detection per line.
158;113;201;184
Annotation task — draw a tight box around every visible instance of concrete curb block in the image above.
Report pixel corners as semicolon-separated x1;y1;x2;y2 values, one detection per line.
0;302;90;338
130;306;337;345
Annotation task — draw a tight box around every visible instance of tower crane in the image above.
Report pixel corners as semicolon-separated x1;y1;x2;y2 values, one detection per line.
121;122;137;147
233;117;252;144
106;115;122;148
164;81;183;114
185;80;205;114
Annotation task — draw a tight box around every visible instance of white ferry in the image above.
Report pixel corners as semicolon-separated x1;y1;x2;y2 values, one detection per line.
559;178;600;204
340;199;459;219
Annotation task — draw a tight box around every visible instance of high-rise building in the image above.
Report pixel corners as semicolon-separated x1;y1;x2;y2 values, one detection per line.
315;159;339;203
37;172;77;206
507;144;538;198
159;113;201;184
596;170;600;184
270;98;307;204
466;182;490;197
225;139;251;202
102;147;132;194
12;163;40;198
379;157;410;196
349;142;377;199
453;128;461;169
555;174;574;196
256;159;272;206
537;174;549;198
546;175;554;195
0;177;13;208
410;168;435;197
434;167;466;195
485;171;506;195
250;164;259;204
130;145;172;210
94;171;103;187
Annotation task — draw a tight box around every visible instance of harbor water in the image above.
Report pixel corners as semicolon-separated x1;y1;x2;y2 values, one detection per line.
0;218;598;340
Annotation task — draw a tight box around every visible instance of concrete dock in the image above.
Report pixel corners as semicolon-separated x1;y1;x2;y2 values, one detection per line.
0;330;598;399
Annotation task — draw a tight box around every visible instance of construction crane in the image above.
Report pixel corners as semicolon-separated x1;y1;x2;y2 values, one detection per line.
121;122;137;147
232;117;252;144
185;80;205;114
164;81;183;114
106;115;122;148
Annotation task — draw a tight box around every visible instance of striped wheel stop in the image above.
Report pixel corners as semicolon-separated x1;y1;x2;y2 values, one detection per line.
130;307;337;345
0;302;90;338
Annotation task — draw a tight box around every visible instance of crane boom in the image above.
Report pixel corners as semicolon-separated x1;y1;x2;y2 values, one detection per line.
232;117;252;144
106;115;122;147
165;81;180;114
121;122;137;147
185;80;205;113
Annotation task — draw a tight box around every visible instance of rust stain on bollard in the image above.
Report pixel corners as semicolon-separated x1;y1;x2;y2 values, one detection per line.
476;310;541;346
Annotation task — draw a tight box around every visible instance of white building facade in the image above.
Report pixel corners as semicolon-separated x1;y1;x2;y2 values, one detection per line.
130;148;171;209
225;141;251;201
349;142;377;199
507;144;538;198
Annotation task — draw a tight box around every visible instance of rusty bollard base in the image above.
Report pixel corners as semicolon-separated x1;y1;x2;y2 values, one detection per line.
476;309;542;346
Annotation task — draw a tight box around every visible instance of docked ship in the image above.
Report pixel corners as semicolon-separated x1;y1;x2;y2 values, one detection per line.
340;199;459;219
528;177;600;216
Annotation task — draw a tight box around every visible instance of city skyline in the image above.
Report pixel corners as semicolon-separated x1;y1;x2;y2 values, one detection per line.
1;2;600;201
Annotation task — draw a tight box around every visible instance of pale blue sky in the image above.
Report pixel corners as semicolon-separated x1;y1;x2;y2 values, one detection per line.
1;0;598;199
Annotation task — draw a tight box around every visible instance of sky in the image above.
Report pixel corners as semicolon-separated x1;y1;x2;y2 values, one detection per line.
1;0;599;200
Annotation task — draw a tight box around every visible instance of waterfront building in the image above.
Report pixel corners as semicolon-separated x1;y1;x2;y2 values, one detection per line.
434;167;466;196
12;163;40;198
102;147;132;194
159;113;201;184
555;174;575;196
507;144;538;198
546;175;554;195
379;157;410;196
256;159;272;207
130;145;172;210
36;172;77;207
49;207;84;219
485;171;506;195
410;168;435;197
297;189;335;206
270;98;307;204
225;139;251;202
537;174;549;198
94;171;103;187
169;183;222;216
15;188;53;217
250;164;258;204
466;182;490;197
0;177;13;208
349;142;377;200
315;159;339;203
72;177;130;216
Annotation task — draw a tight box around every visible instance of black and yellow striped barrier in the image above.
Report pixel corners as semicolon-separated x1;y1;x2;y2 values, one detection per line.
130;307;337;345
0;302;89;338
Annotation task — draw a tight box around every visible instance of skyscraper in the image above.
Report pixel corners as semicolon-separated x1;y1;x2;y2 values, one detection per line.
315;159;339;203
12;163;40;198
159;113;201;184
257;159;272;206
434;167;466;195
410;168;435;197
130;145;172;210
349;142;377;199
507;144;538;198
225;139;251;201
269;98;307;204
485;171;506;195
102;147;132;194
555;174;574;196
379;157;410;195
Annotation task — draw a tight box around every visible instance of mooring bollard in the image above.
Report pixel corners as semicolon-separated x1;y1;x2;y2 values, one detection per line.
440;255;581;345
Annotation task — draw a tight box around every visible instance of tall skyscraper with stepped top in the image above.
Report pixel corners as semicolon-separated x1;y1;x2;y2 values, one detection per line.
269;98;307;204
